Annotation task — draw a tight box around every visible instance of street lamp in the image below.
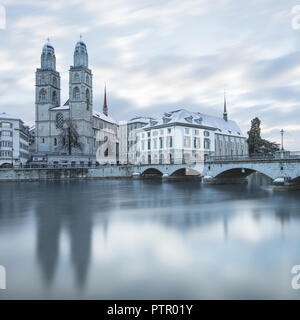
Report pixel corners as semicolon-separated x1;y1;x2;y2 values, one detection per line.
280;129;284;151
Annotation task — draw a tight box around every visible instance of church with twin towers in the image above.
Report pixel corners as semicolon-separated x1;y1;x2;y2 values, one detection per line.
34;37;118;165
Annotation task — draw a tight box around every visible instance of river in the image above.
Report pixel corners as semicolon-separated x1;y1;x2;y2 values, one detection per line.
1;175;300;299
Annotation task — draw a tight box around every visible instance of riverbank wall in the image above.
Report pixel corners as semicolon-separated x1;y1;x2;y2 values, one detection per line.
0;167;135;182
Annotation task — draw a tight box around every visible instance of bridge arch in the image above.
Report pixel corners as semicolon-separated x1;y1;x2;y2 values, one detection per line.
214;167;273;180
141;168;163;177
170;167;201;176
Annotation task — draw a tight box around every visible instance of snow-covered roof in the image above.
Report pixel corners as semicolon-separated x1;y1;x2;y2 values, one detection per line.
127;116;154;124
93;110;117;124
142;109;245;138
0;112;21;121
50;105;70;111
29;125;35;132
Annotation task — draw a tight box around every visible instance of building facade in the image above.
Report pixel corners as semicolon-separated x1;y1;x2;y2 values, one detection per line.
135;108;248;165
34;39;117;165
118;117;153;164
0;112;29;167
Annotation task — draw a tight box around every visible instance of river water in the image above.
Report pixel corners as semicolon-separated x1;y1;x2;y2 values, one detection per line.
1;176;300;299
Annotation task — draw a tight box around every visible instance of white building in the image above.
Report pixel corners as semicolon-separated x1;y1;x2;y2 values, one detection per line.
0;112;29;167
34;39;117;166
118;116;153;164
135;106;248;165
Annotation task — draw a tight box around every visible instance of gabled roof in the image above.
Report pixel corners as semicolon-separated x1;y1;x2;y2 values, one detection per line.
143;109;245;137
50;105;70;111
93;110;117;124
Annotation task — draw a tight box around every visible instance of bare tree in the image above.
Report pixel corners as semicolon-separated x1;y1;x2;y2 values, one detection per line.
58;119;83;155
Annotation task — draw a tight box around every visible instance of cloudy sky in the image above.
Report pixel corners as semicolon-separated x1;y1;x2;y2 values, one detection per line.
0;0;300;149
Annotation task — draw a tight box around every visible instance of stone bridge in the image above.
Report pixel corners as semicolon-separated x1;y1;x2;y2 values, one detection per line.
132;163;204;178
202;156;300;185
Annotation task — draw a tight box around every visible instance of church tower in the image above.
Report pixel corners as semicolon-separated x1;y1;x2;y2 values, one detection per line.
69;37;93;156
35;39;61;153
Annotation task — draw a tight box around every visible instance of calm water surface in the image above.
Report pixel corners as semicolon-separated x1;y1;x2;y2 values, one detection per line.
1;177;300;299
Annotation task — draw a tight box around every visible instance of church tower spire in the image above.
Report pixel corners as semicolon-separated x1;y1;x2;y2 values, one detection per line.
103;84;108;116
223;89;228;122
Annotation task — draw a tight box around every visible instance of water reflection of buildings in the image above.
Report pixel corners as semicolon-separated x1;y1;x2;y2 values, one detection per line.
3;179;300;291
35;182;110;289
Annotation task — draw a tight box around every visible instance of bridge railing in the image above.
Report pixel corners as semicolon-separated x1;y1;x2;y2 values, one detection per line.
205;151;300;162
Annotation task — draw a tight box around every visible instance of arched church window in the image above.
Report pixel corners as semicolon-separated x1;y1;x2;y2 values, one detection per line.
52;91;57;105
74;73;80;83
86;74;90;84
73;87;80;100
86;89;90;110
56;113;64;129
39;89;46;101
40;75;45;85
53;77;57;87
46;53;52;68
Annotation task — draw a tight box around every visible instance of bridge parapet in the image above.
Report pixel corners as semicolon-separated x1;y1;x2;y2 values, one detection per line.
205;151;300;163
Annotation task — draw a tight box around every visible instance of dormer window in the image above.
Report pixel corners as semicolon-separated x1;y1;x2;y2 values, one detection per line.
184;116;193;123
163;117;171;124
194;118;203;125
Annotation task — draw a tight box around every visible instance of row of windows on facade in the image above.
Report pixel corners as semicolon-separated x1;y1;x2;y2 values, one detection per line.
39;75;58;87
73;73;90;84
0;131;12;137
38;87;91;106
0;150;12;157
141;128;210;138
0;122;13;128
139;152;203;164
39;73;90;85
20;143;29;151
141;137;211;150
0;141;12;147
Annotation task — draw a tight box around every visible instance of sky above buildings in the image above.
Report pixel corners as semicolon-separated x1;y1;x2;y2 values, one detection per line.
0;0;300;149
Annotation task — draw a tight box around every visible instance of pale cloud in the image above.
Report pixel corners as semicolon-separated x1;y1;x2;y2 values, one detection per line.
0;0;300;150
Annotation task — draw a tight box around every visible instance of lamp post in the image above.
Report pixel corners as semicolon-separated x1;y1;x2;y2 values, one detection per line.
280;129;284;151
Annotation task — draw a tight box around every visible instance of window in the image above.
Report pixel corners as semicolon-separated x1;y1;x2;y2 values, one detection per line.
147;132;150;138
52;91;57;104
86;89;90;110
184;136;191;148
185;128;190;135
159;137;163;149
74;73;80;83
56;113;64;128
39;89;46;101
53;77;57;87
42;138;45;143
153;138;157;149
142;141;145;151
204;138;210;149
194;129;199;135
148;139;151;150
160;129;164;135
46;53;52;68
204;131;210;137
73;87;80;100
86;74;90;84
54;138;57;146
168;128;171;134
